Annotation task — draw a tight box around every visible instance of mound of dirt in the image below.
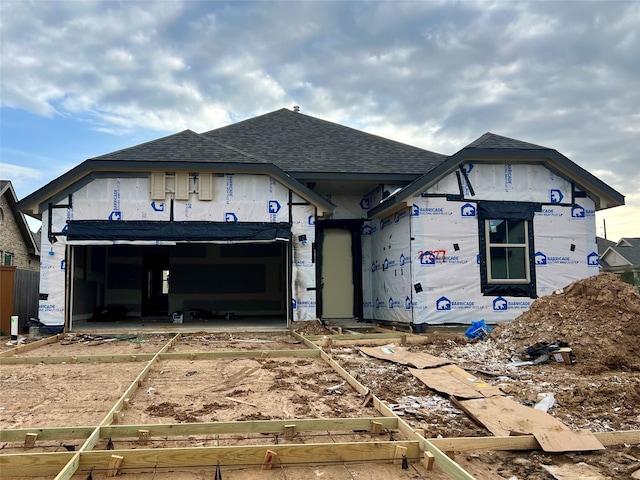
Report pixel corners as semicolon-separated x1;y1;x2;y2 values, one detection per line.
493;273;640;373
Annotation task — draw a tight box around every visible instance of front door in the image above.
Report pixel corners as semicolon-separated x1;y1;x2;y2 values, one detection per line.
321;229;354;319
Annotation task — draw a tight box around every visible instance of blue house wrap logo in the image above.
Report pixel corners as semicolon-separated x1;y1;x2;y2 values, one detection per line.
405;296;411;310
360;197;371;209
420;251;436;265
371;261;381;273
436;296;451;311
375;298;385;309
151;201;165;212
460;203;476;217
292;299;297;309
225;212;238;222
389;297;402;309
109;211;122;221
493;296;508;311
399;253;408;266
587;252;599;266
535;251;547;265
361;225;372;236
308;215;315;226
550;189;564;203
411;204;420;216
268;200;281;214
571;205;585;218
461;164;473;174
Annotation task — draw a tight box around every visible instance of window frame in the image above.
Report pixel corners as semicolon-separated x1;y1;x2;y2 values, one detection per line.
3;251;14;266
477;201;540;298
484;219;531;284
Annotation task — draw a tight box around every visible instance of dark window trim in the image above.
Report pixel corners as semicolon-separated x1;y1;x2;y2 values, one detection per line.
477;201;541;298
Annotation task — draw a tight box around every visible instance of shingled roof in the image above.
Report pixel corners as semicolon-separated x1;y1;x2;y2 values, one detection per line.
92;130;265;164
201;108;446;175
464;132;550;150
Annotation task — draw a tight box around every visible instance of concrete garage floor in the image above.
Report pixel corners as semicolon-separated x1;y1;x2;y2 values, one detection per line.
70;316;289;334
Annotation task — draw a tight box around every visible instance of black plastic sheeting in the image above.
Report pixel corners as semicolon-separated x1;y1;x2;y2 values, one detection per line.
66;220;291;242
477;201;541;221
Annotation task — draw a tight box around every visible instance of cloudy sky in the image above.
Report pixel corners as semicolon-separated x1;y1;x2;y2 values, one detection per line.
1;0;638;240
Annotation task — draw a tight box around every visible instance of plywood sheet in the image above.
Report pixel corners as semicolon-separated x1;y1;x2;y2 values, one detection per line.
455;396;604;452
359;346;451;369
409;365;503;399
533;429;605;453
455;396;568;436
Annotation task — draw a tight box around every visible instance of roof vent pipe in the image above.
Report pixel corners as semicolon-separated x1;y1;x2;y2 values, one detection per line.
293;105;300;112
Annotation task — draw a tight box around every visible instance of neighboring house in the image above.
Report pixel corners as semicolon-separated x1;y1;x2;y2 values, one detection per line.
599;238;640;287
0;180;41;334
17;108;624;330
0;180;40;270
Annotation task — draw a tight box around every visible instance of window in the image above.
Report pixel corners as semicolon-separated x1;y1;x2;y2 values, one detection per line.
3;252;14;266
485;220;530;283
477;201;540;298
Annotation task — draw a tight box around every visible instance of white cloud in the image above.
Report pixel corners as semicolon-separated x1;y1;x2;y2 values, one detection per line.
0;0;638;237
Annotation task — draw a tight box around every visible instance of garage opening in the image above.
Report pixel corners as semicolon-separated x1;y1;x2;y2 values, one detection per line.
66;221;290;330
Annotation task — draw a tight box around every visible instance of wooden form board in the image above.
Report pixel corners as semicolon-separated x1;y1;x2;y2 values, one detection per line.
0;349;321;365
454;396;604;452
409;365;504;399
360;345;452;369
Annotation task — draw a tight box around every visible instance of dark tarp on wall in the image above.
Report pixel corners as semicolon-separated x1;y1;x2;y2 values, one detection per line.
66;221;291;242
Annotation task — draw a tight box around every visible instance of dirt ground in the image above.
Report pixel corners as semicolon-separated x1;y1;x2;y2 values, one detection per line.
1;274;639;479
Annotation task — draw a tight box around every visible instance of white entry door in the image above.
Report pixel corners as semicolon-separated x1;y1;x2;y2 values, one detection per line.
321;229;354;319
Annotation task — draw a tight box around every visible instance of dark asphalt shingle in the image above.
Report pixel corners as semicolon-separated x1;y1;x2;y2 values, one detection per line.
92;130;265;164
201;108;447;175
465;132;551;150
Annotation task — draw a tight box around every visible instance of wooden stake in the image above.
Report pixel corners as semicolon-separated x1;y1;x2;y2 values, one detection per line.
138;430;149;445
123;398;130;410
394;445;408;465
361;391;373;407
423;451;435;470
262;449;277;470
284;425;295;440
371;421;383;434
105;454;124;477
112;411;121;425
24;433;38;448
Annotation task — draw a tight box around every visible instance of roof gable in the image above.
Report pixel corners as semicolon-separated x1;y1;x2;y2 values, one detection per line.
0;180;39;255
602;238;640;267
369;133;624;218
17;129;336;216
202;108;447;175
